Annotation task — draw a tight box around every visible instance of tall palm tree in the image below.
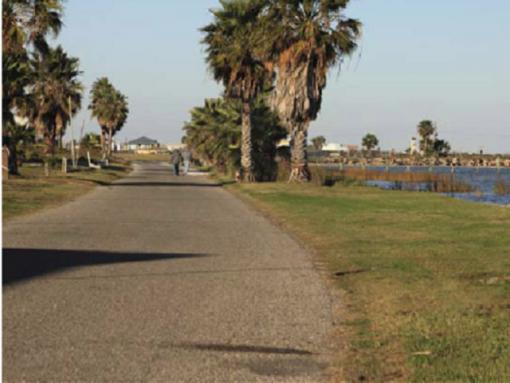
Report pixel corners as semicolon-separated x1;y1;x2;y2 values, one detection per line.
89;78;129;158
89;77;113;156
418;120;436;156
28;46;82;154
201;0;271;182
105;90;129;157
266;0;361;181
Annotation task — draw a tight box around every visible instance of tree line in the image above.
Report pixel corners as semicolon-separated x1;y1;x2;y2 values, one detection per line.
311;120;451;157
2;0;129;174
184;0;362;182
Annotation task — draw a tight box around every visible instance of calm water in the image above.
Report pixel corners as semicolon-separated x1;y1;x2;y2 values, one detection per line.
328;165;510;205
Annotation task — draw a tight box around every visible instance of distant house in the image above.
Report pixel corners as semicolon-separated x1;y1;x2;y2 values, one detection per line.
323;143;348;152
125;136;160;152
323;143;359;154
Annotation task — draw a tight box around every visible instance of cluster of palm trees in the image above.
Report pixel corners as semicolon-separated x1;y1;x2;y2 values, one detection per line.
2;0;128;174
200;0;361;182
3;0;78;173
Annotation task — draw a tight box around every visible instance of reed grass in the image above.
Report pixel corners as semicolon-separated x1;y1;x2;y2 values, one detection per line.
494;177;510;196
309;165;473;193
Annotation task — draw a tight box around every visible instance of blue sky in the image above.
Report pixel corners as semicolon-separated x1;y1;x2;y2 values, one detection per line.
59;0;510;153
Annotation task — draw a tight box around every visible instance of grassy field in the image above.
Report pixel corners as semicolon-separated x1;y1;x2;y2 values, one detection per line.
231;182;510;382
3;164;131;221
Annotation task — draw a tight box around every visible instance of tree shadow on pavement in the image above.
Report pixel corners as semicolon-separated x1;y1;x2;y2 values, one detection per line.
2;248;209;286
176;342;313;355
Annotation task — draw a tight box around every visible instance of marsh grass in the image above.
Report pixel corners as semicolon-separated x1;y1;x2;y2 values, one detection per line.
494;176;510;195
309;165;473;193
230;182;510;382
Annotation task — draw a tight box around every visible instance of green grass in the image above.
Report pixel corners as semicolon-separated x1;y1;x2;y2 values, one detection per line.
3;164;131;221
230;182;510;382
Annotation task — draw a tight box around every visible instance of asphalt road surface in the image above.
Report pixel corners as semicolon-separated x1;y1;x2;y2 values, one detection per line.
3;162;335;382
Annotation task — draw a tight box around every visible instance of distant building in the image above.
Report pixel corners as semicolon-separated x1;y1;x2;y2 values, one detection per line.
166;143;187;152
318;143;360;154
410;137;419;154
323;143;348;152
112;140;123;152
125;136;160;153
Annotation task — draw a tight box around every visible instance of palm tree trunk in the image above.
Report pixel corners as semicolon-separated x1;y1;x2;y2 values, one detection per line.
6;143;19;175
45;130;56;155
107;127;113;158
240;100;255;182
100;128;106;159
55;114;64;150
35;118;45;142
289;124;310;182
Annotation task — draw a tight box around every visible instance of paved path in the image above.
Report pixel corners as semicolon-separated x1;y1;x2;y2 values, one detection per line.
3;162;335;382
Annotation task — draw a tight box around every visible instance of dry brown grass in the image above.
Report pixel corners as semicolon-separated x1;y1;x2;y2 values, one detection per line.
310;166;473;193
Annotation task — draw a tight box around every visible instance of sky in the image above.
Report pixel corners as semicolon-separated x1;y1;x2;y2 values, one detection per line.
58;0;510;154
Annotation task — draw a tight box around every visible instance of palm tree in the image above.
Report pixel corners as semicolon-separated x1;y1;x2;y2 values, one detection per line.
183;98;242;171
201;0;271;182
183;96;286;179
2;0;63;54
89;78;128;158
362;133;379;152
89;77;113;156
28;46;82;154
26;0;64;54
2;50;32;174
2;0;27;55
311;135;326;150
266;0;361;181
105;90;129;157
418;120;436;156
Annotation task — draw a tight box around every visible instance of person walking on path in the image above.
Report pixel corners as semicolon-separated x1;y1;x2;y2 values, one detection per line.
182;149;191;175
171;150;182;176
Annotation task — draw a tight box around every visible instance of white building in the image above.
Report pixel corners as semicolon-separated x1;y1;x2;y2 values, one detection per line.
410;137;419;154
166;143;187;151
322;143;350;153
